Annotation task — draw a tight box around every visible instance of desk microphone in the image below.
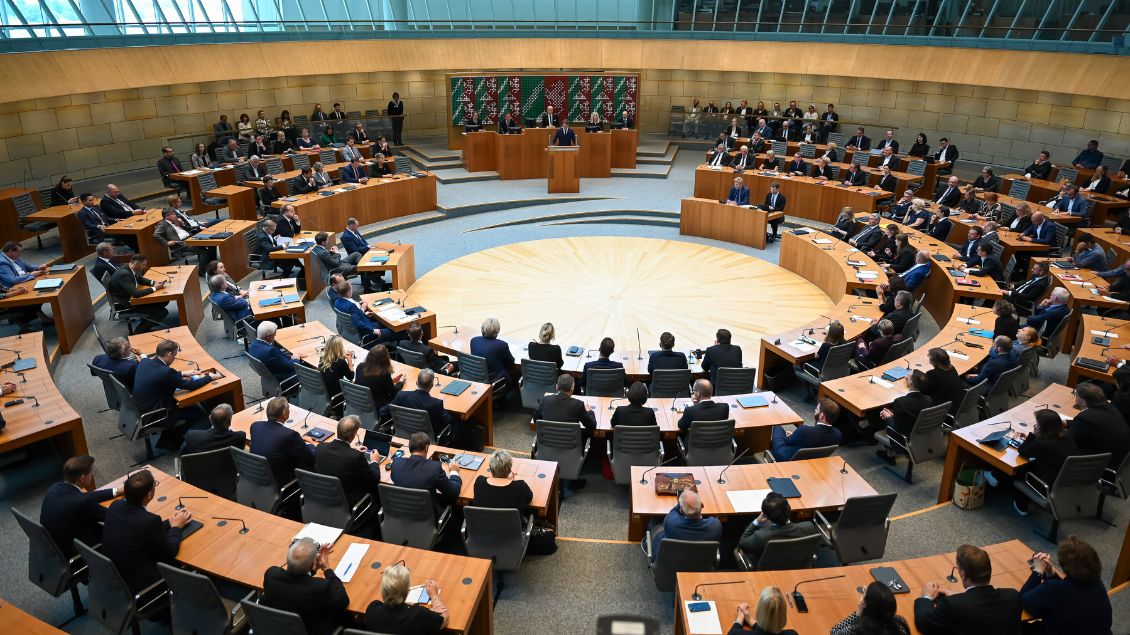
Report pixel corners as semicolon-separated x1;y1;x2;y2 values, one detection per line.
299;410;312;429
0;347;22;359
946;565;958;583
297;335;326;344
177;357;200;369
840;460;849;474
690;580;745;601
637;328;643;360
437;325;459;334
212;516;249;534
176;495;206;510
716;448;750;484
670;398;681;412
3;369;27;383
639;456;680;485
607;398;627;411
964;309;994;321
5;395;39;407
384;559;406;572
149;269;171;281
791;574;847;613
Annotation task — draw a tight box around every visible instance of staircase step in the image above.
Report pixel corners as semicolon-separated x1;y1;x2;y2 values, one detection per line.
432;169;500;184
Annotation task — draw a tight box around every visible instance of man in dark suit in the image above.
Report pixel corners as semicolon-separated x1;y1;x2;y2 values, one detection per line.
914;544;1022;635
785;154;807;176
181;403;246;455
965;336;1018;386
333;282;397;348
314;415;382;505
615;110;633;129
262;537;350;635
935;176;962;207
134;339;215;449
958;226;984;264
648;331;688;374
208;274;253;323
1003;261;1051;313
276;205;302;237
934;137;959;172
243;157;267;181
311;232;361;283
1023;150;1053;180
77;193;117;243
399;323;455;374
100;184;143;219
292;167;319;194
678;379;730;433
611;381;659;427
964;242;1004;282
770;397;843;461
91;242;120;283
534;373;597;432
581;337;624;393
876;165;898;192
340;157;370;184
1069;383;1130;470
250;134;271;157
340;218;370;258
927;207;953;241
737;492;821;567
250;397;315;486
819;103;839;142
848;214;883;251
700;328;742;385
156;146;188;196
875;147;900;171
249;321;298;385
762;181;787;242
855;319;901;368
874;129;899;153
498;112;520;134
108;255;169;333
390;431;462;505
101;469;192;592
705;143;731;168
40;455;119;557
538;106;559;128
842;162;868;186
386;369;453;433
877;370;932;463
92;336;140;389
1025;286;1070;334
469;317;515;386
846;127;871;151
256;219;293;277
551;121;577;146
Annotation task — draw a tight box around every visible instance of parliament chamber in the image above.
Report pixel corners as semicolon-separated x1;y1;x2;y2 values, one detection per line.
2;5;1130;634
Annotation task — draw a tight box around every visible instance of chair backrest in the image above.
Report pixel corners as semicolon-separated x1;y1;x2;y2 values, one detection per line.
1106;247;1118;271
179;447;238;500
318;149;337;165
911;293;925;315
1101;155;1122;171
1047;453;1111;520
377;483;440;548
290;153;311;171
198;172;219;191
245;351;283;397
901;311;922;343
953;378;989;428
293;363;331;416
789;444;838;461
13;192;37;219
230;447;284;512
332;306;364;347
388;403;434;439
984;364;1024;416
519;358;558;410
818;342;857;381
456;352;491;384
586;368;627;397
1104;452;1130;500
990;240;1005;260
232;162;250;183
1002;255;1018;283
73;540;141;635
87;363;122;412
294;468;354;528
878;337;914;365
11;508;77;599
905;160;926;176
650;368;692;398
610;425;662;484
264;156;284;174
109;375;163;444
240;600;309;635
685;419;736;466
395;156;413;174
1008;179;1031;200
651;539;719;592
771;140;787;156
714;367;756;396
1043;309;1073;357
827;132;845;145
851;152;868;166
1011;346;1039;396
157;562;232;635
397;346;428;368
1056;167;1078;185
906;401;950;464
828;164;840;180
1053;223;1069;251
463;506;527;572
799;144;815;158
534;420;587;480
340;378;380;430
756;533;823;571
831;493;898;564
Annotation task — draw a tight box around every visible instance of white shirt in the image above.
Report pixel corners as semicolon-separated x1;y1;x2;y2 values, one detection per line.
4;253;26;276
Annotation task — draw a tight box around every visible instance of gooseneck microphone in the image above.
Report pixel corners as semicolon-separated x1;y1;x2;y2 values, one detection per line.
607;398;627;411
716;448;750;484
0;347;22;359
212;516;249;534
638;456;680;485
176;496;206;510
636;328;643;360
792;574;847;613
946;565;958;583
691;580;745;601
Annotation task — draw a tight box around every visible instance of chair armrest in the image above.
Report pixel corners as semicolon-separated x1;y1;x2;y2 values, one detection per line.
1024;472;1050;499
530;438;537;457
437;505;453;530
351;493;373;516
762;451;777;463
813;509;834;542
884;427;908;451
642;529;654;564
230;590;257;630
580;437;592;463
658;443;665;462
460;518;468;542
522;514;535;538
1101;466;1118;485
134;578;169;612
676;437;687;458
279;374;300;395
605;439;613;461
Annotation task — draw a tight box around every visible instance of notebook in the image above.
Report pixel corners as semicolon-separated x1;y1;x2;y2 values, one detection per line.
165;519;204;540
282;293;301;303
369;256;390;264
47;264;76;273
211;231;233;239
12;358;37;372
736;395;769;408
931;254;951;262
440;380;471;396
968;328;994;339
870;566;910;594
881;366;910;382
977;427;1011;445
33;278;63;290
1075;357;1110;372
655;473;698;495
305;427;332;441
258;297;283;307
767;477;801;498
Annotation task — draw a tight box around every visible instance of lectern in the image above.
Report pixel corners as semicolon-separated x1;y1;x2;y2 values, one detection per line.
547;146;580;193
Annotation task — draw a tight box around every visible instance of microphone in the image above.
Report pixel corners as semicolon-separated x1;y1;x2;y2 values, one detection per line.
639;456;680;485
946;565;958;583
177;357;200;369
297;335;326;344
0;347;22;359
212;516;249;534
437;325;459;333
299;410;312;429
637;328;643;360
792;574;847;613
607;398;627;411
839;460;849;474
176;495;206;510
716;448;750;484
670;397;681;412
2;369;27;383
4;395;39;407
847;303;873;311
690;580;745;601
149;269;171;281
964;310;994;321
384;559;406;572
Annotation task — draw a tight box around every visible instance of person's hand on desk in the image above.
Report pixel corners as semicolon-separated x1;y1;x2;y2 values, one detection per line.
2;286;28;298
733;602;751;626
170;508;193;529
2;382;16;395
314;542;334;571
393;372;406;385
1031;552;1056;576
425;579;441;602
922;581;944;600
131;209;146;216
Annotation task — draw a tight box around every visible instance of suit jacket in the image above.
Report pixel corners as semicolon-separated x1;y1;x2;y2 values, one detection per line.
537;113;559;128
928;218;953;241
133;357;210;417
844;169;868;186
1026;302;1069;334
771;422;842;461
218;145;244;163
935;185;961;207
851;225;883;251
107;267;156;307
934;145;959;164
312;245;347;273
333;297;379;337
970;353;1017;389
738;519;820;567
77;206;112;237
959;238;982;263
534;392;596;430
390;454;462;503
887;391;932;435
913;586;1022;635
153;219;190;246
786;158;807;174
877;138;900;153
1085;175;1111;194
764;191;786;212
580;357;624;391
1023;161;1052;180
551;127;577;146
243;162;267;181
810;164;833;179
469;336;515;382
648;350;688;374
272;139;293;154
877;155;900;170
921;367;965;415
857;333;900;366
397;340;449;373
877;174;898;192
1008;214;1033;233
678;400;730;431
181;427;246;455
706;151;731;167
210;290;251;322
315;438;382;504
498;119;521;134
293;175;319;194
1069;404;1130;469
249;338;296;382
1008;275;1051;306
968;255;1004;282
848;135;871;150
901;263;930;290
157;156;183;184
611;404;658;427
100;194;139;219
390;388;453;431
1021;221;1056;245
276;215;301;237
250;418;315;485
340;228;369;256
101;499;183;592
974;175;1002;192
262;566;350;635
92;353;139;389
41;482;114;556
701;344;742;385
727;186;750;206
340;163;368;183
256;229;281;269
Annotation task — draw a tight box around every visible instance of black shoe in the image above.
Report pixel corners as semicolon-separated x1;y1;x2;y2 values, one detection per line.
568;478;588;490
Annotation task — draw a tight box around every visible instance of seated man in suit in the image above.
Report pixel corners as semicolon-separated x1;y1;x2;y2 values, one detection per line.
275;205;302;237
611;381;659;427
250;397;315;486
934;176;962;207
705;143;731;168
934;137;959;171
153;209;205;264
899;250;932;291
108;255;169;333
314;414;382;506
877;370;933;464
91;242;121;282
255;219;295;277
963;242;1004;282
101;469;192;592
1071;139;1104;169
312;231;363;283
292;167;319;194
259;176;281;211
1019;211;1056;248
927;206;953;241
678;379;730;434
914;544;1022;635
729;145;755;171
1026;286;1071;336
498;112;521;134
100;184;145;220
1070;383;1130;470
0;240;46;289
551;121;577;146
725;176;750;206
866;289;914;342
399;322;455;374
1071;234;1106;270
134;339;215;449
581;336;624;393
340;156;370;184
1023;150;1053;180
875;165;898;193
1003;261;1051;313
156;146;189;196
700;328;742;385
77;193;136;248
340;217;371;258
249;320;299;386
645;488;721;563
469;317;516;388
40;455;119;557
965;336;1018;387
390;432;462;506
761;181;787;242
218;139;245;164
244;156;268;181
1055;185;1089;221
846;127;871;151
92;336;140;389
876;129;899;153
737;492;821;567
387;368;453;432
534;375;597;478
957;226;984;264
208;274;253;324
842;162;868;186
785;153;807;176
648;331;688;374
615;110;633;129
181;403;246;455
262;537;351;635
769;397;843;461
848;213;883;251
333;282;398;348
537;106;559;128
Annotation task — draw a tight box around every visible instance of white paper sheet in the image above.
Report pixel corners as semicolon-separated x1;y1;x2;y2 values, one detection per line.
790;340;816;353
1091;330;1120;338
683;601;723;635
725;489;773;514
869;377;895;389
292;522;343;547
948;349;970;361
813;238;833;244
333;543;369;582
276;236;294;247
851;315;873;322
407;585;437;605
957;318;981;325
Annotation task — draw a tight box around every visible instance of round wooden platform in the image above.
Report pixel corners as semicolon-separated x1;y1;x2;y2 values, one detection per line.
406;236;834;352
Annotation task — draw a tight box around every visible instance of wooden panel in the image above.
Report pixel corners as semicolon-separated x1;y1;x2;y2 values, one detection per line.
680;197;769;250
547;148;580;193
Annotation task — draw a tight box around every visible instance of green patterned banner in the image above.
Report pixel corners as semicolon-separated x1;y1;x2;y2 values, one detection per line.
449;73;638;125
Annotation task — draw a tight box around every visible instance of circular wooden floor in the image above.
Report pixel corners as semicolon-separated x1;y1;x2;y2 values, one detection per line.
407;236;834;352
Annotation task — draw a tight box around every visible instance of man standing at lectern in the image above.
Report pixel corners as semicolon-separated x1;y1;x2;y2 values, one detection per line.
552;121;577;147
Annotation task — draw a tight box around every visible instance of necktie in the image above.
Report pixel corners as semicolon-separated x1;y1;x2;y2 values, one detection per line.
172;158;180;171
772;194;777;207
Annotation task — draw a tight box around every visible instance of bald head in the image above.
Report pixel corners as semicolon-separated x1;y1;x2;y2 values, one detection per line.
679;488;703;519
287;537;319;573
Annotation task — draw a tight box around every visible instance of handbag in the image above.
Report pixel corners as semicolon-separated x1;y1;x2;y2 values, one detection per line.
527;519;558;555
952;463;986;510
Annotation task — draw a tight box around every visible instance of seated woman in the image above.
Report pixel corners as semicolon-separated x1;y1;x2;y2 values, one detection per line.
527;322;564;369
727;587;797;635
991;300;1021;341
958;187;983;214
829;207;856;241
805;321;845;376
1022;536;1112;635
355;345;404;414
830;581;910;635
585;111;602;133
319;335;354;416
907;132;930;158
1010;409;1079;515
471;449;533;515
611;381;658;427
759;150;780;171
295;128;319;150
49;175;80;206
365;563;448;635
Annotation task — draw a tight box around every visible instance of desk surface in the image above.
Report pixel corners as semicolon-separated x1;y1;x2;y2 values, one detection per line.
0;596;66;633
573;392;802;437
248;278;305;321
0;332;85;456
1069;314;1130;385
128;326;242;408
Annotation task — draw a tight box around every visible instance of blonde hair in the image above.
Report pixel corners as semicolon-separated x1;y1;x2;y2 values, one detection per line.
755;586;788;632
319;335;347;372
538;322;555;345
381;563;411;606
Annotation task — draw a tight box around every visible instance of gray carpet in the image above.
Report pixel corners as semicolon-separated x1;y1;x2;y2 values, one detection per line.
1;137;1127;635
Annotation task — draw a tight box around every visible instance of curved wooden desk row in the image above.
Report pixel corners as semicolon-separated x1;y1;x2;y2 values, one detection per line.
227;404;560;528
730;139;948;185
0;596;64;634
274;322;495;445
266;173;438;233
713;150;923;199
679;197;784;250
694;166;888;224
944;205;1076;268
0;265;93;354
0;332;86;458
1068;314;1130;387
463;128;639;178
1002;174;1130;224
127;265;206;335
628;458;875;542
100;467;493;633
674;540;1035;635
129;326;246;411
1030;258;1127;350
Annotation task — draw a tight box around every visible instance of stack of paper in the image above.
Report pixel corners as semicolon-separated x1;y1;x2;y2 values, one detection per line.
683;601;723;634
292;522;343;547
813;238;833;245
333;543;369;582
856;270;879;280
790;339;816;353
957;317;980;325
869;377;895;389
725;489;772;513
948;349;970;361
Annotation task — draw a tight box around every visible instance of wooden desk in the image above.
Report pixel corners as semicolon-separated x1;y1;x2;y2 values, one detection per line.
275;322;495;445
945;212;1064;266
821;304;993;418
694;166;888;224
1031;258;1126;348
611;128;639;169
270;173;437;232
0;266;93;354
675;541;1035;635
680;197;782;250
1066;314;1130;386
25;202;92;263
628;457;874;542
269;231;329;300
133;265;204;334
1075;226;1130;264
184;219;256;283
169;167;237;215
205;185;257;221
358;291;437;339
572;129;612;178
937;384;1077;503
0;596;66;633
104;209;167;266
778;230;887;300
0;332;86;459
355;242;417;289
462;131;497;173
249;278;306;324
129;326;245;410
547;147;580;193
0;188;43;247
100;467;494;633
461;129;559;180
1002;174;1130;224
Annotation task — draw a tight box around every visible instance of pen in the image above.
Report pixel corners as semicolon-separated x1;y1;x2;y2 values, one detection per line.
341;562;353;576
